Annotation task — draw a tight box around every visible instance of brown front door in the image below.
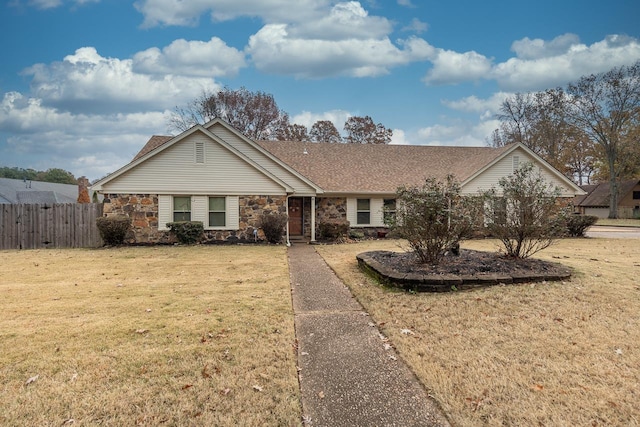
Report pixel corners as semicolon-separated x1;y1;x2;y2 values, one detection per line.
288;197;303;236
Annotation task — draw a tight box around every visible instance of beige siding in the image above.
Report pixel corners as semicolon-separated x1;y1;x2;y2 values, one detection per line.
208;123;318;195
158;194;240;230
463;147;576;197
102;132;286;195
347;197;386;227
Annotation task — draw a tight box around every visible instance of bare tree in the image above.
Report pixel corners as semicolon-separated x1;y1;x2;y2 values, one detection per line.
275;122;309;141
567;61;640;218
168;87;290;140
309;120;342;143
343;116;392;144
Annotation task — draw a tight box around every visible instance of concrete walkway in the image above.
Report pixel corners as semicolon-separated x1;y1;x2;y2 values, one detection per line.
288;243;450;427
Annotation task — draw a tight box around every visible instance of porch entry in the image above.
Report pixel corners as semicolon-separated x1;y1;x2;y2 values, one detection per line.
288;197;304;236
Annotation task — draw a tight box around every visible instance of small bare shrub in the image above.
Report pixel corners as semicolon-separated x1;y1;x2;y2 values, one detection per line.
317;220;350;240
565;214;598;237
259;211;288;244
389;175;481;264
96;215;131;245
482;163;567;258
167;221;204;244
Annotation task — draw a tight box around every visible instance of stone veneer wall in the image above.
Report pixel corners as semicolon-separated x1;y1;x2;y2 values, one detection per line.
103;194;161;243
103;194;287;244
316;197;347;224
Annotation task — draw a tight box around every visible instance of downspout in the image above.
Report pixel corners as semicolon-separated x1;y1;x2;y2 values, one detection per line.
286;195;291;246
311;196;316;242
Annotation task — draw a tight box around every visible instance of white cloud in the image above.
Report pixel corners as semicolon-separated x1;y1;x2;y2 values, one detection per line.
414;118;497;147
442;92;512;119
288;2;392;40
132;37;246;77
423;49;492;85
389;128;407;145
11;0;99;9
291;109;351;132
397;0;414;7
248;25;433;78
23;47;219;114
134;0;329;27
511;33;581;60
402;18;428;34
492;34;640;91
0;91;170;179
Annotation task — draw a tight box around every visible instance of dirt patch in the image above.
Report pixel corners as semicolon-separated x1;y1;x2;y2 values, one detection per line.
358;249;572;291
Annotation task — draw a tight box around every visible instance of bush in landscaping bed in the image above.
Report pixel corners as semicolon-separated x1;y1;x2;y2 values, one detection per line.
565;214;598;237
318;220;350;240
96;216;131;245
167;221;204;244
259;211;288;244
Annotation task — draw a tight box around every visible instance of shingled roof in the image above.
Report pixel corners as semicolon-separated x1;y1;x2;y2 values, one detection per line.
578;180;640;207
131;134;514;194
256;140;512;193
133;135;173;161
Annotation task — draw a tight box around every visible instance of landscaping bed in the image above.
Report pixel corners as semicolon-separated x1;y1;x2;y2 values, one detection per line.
357;249;572;291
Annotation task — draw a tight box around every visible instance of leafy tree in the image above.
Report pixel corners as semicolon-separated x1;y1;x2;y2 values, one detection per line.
567;61;640;218
388;176;480;264
482;163;567;259
0;166;76;184
275;122;309;141
309;120;342;143
343;116;392;144
169;86;290;140
492;89;596;182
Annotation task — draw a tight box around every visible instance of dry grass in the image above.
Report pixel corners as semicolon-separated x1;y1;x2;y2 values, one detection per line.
0;245;301;426
316;238;640;426
596;218;640;227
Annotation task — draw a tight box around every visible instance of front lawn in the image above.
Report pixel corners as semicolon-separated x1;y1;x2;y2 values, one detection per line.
316;238;640;426
0;245;301;426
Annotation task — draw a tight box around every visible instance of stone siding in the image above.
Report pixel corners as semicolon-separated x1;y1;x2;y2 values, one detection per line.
102;194;287;244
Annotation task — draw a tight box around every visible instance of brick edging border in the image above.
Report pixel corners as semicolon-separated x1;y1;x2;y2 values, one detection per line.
356;251;572;292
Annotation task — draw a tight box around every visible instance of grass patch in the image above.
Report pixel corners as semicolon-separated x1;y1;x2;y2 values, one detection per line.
0;245;301;426
595;218;640;227
316;238;640;426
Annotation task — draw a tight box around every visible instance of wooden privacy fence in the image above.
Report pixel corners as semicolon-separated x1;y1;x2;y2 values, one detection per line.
0;203;104;250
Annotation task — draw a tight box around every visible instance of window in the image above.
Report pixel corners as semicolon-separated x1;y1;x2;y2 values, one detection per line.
633;191;640;200
209;197;226;227
173;196;191;221
383;199;396;224
357;198;370;225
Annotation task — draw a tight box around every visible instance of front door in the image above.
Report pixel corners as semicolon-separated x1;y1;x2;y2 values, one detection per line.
288;197;303;236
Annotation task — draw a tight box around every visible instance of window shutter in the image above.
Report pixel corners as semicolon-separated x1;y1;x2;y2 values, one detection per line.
371;198;384;226
158;195;172;230
346;198;356;226
226;196;239;229
192;196;207;224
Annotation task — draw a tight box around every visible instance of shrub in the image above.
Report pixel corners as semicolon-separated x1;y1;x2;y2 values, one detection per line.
390;175;481;264
482;162;567;258
96;215;131;246
565;214;598;237
259;211;288;244
318;220;350;240
167;221;204;244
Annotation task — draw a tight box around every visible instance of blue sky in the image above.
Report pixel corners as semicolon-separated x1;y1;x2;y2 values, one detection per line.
1;0;639;180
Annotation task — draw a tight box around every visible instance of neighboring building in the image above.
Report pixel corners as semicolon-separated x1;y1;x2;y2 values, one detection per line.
0;178;78;204
575;179;640;219
91;118;586;244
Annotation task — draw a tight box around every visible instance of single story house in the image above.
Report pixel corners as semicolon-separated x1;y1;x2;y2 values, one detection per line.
575;179;640;218
91;118;585;244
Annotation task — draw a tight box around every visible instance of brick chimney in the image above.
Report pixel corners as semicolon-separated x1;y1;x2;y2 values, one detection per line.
77;176;91;203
